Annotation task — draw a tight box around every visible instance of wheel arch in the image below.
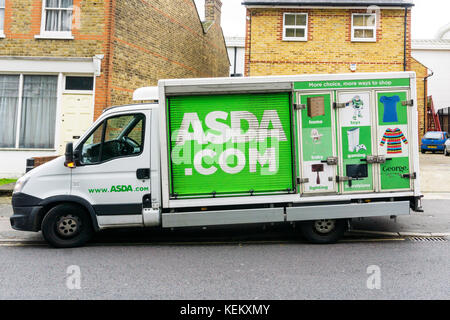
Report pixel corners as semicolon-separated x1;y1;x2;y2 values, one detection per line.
38;196;100;231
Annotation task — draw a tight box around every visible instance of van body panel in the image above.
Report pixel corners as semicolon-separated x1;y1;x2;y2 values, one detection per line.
11;72;421;236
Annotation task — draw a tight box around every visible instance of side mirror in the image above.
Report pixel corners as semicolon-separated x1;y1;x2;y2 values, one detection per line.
64;142;76;168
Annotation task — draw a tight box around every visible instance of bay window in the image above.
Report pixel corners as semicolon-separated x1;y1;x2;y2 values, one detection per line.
0;75;58;149
0;0;5;36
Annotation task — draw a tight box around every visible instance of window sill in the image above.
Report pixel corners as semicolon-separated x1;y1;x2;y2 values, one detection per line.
351;38;377;43
35;34;74;40
0;148;57;152
282;38;308;42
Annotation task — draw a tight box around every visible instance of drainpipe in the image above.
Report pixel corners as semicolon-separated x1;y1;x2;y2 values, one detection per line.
403;7;408;71
424;69;434;135
234;46;237;75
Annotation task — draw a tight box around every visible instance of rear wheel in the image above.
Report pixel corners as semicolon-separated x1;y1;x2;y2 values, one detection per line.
445;149;450;156
421;150;425;154
41;204;94;248
299;219;347;244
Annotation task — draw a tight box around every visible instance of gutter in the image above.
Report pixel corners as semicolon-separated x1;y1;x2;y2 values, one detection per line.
242;2;414;8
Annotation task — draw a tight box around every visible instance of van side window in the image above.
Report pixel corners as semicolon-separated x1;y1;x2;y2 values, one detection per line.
80;113;145;164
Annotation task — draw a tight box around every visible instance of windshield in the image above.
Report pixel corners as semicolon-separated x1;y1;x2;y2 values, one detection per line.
424;132;444;140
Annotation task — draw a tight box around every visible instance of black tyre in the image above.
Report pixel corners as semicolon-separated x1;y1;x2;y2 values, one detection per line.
299;219;347;244
41;204;94;248
445;150;450;157
421;150;425;154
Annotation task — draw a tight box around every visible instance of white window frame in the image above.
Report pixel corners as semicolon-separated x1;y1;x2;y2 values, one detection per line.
35;0;74;40
0;0;5;38
351;13;377;43
282;13;308;42
63;75;95;94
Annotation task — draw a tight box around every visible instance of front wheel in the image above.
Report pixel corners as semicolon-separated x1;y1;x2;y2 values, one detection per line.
299;219;347;244
41;204;94;248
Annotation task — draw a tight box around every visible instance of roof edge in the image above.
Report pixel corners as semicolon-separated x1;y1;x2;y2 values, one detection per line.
242;2;414;8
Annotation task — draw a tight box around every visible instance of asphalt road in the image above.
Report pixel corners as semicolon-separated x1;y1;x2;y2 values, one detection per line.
0;152;448;300
0;238;448;300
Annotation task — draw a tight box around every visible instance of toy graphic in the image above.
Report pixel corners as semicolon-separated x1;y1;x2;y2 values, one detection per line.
380;128;408;154
311;164;324;185
310;128;323;144
345;95;364;120
347;128;367;153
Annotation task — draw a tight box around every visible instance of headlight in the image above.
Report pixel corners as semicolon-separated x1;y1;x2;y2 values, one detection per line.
13;176;29;194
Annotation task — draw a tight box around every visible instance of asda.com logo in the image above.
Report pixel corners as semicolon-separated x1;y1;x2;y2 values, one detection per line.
171;110;288;176
88;185;149;194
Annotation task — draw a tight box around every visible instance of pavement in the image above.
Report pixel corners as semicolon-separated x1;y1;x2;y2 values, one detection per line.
0;182;15;196
0;153;449;243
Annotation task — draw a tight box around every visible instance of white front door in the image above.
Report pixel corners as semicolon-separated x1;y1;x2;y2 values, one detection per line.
59;94;94;154
70;110;151;226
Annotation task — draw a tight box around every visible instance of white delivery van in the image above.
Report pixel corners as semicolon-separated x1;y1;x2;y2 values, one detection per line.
10;72;423;247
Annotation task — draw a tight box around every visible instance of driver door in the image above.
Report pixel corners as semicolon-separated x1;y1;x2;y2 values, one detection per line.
71;111;151;226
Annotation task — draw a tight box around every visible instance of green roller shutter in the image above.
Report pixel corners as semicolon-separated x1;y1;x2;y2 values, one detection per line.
167;92;294;197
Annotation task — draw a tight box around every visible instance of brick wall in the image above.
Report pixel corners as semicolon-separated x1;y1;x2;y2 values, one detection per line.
245;7;427;141
0;0;229;119
1;0;111;118
108;0;230;107
1;0;106;55
245;8;410;76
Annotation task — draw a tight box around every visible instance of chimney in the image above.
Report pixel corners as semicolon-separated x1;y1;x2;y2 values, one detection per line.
205;0;222;25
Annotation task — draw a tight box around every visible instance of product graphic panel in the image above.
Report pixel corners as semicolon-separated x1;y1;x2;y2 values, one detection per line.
307;96;325;118
376;90;412;190
303;161;335;192
379;157;410;190
338;92;374;192
167;93;294;197
339;93;371;127
379;127;408;155
298;93;336;193
377;92;408;125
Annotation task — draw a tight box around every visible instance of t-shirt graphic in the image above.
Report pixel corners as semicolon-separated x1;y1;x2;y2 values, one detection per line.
380;128;408;154
380;95;400;123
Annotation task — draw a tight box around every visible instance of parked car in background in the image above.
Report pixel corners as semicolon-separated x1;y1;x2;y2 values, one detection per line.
421;131;449;154
444;138;450;156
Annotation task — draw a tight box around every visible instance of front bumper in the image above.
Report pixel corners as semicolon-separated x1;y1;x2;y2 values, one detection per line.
10;206;43;231
10;193;43;232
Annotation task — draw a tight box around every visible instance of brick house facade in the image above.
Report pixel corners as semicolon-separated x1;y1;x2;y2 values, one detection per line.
0;0;229;177
242;0;429;140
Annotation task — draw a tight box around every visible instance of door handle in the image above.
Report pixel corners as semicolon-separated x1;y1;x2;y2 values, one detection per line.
320;156;338;165
136;168;150;180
